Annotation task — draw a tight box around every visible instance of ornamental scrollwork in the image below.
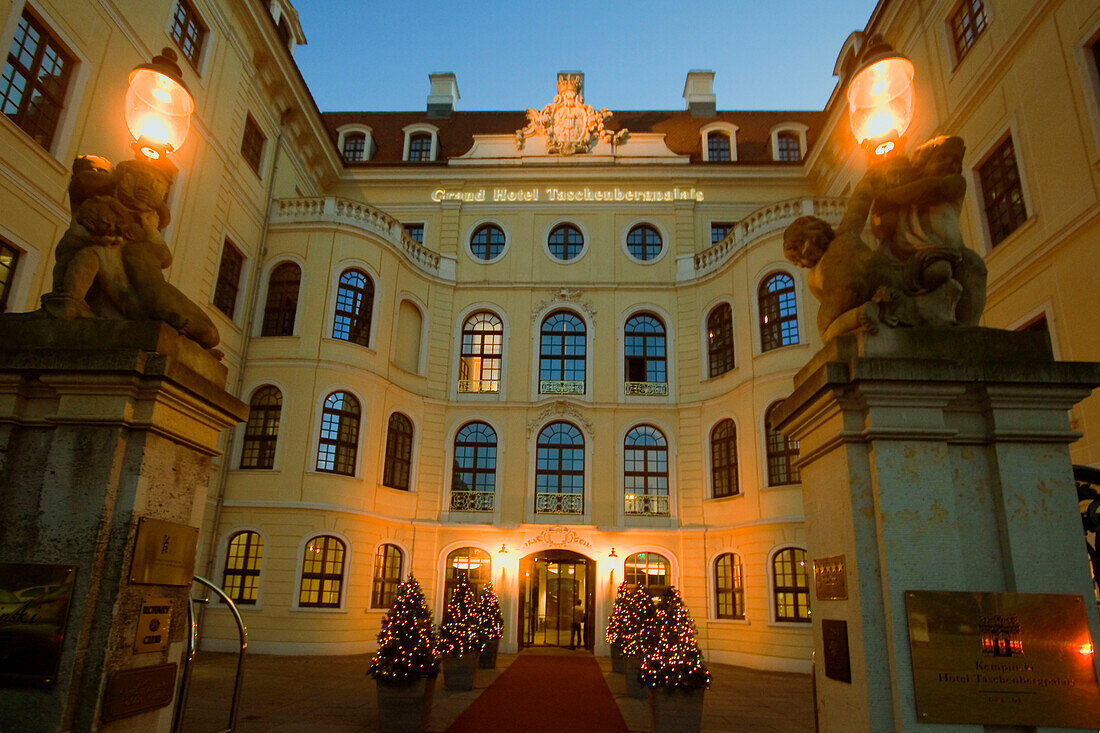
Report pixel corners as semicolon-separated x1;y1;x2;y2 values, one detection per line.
526;400;593;436
516;73;627;155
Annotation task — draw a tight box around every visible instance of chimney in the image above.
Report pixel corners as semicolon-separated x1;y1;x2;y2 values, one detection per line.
427;72;459;118
683;70;716;117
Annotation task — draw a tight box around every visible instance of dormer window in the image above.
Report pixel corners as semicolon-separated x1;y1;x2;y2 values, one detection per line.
408;133;432;161
777;132;800;161
402;124;439;162
770;123;808;162
700;122;738;162
336;125;373;163
707;132;731;162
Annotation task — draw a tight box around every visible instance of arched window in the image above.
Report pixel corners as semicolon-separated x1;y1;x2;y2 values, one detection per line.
383;413;413;490
371;544;403;608
222;530;263;605
772;547;810;622
626;224;663;261
707;303;734;377
707;131;731;162
624;551;670;594
539;311;585;394
343;131;367;162
316;391;360;475
470;224;505;261
407;132;433;161
624;425;669;516
445;547;491;600
776;131;801;161
332;268;374;347
765;402;800;486
299;535;346;608
710;419;738;498
458;311;502;393
535;422;584;515
759;272;799;351
624;313;667;395
715;553;745;619
260;262;301;337
240;386;282;469
450;421;497;512
548;224;584;261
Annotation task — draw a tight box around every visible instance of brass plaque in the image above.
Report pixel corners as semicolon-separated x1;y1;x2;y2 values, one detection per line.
813;555;847;600
102;663;178;721
0;563;77;688
129;517;198;586
905;590;1100;728
821;619;852;683
133;597;172;653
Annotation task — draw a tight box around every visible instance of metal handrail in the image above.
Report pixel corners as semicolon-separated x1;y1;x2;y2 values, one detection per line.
171;575;248;733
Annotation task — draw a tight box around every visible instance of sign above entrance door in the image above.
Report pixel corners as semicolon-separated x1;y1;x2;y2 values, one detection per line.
523;526;592;551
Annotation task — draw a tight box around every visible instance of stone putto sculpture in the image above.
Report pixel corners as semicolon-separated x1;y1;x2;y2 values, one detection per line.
41;155;220;350
783;135;987;341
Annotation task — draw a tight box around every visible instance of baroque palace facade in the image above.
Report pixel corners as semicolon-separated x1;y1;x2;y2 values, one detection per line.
2;0;1099;673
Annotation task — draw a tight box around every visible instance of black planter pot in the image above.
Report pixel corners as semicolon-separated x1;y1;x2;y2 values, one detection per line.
649;686;705;733
623;655;646;699
610;642;624;673
478;639;499;668
441;652;479;691
376;676;434;733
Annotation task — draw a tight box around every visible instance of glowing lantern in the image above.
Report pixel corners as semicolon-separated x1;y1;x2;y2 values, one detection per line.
846;37;915;155
124;48;194;160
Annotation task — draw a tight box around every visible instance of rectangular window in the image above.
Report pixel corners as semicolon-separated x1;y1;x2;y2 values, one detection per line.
403;223;424;243
169;0;207;68
710;222;734;245
978;136;1027;247
213;240;244;317
0;241;20;312
950;0;987;61
240;114;266;175
1;10;75;150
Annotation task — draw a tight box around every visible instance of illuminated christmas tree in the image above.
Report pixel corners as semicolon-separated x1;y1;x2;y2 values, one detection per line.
618;586;658;658
639;587;711;690
437;576;480;657
604;580;631;647
368;575;439;682
475;581;504;648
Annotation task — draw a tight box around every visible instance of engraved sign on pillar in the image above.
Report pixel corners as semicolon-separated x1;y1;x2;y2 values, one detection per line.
133;597;172;653
129;517;199;586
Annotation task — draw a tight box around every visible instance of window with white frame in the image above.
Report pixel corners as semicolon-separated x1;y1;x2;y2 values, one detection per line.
699;122;738;162
403;124;439;162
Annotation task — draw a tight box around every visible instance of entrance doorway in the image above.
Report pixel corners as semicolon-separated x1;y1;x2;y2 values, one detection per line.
518;549;595;649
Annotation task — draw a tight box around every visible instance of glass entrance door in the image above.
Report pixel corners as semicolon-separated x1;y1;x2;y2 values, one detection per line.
519;550;592;648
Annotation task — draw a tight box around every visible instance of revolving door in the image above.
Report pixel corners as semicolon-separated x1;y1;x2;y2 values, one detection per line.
518;549;595;649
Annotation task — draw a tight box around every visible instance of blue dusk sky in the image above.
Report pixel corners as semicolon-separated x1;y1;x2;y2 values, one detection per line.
293;1;881;113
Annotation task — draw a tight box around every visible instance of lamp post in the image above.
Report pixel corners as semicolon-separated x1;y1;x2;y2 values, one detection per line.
845;35;914;157
124;48;194;165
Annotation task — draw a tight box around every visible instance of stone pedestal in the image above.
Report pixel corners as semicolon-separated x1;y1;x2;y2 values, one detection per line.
775;328;1100;733
0;318;246;732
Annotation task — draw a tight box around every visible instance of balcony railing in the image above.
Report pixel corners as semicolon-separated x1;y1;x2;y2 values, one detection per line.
535;493;583;514
450;491;495;512
625;494;669;516
457;380;499;394
624;381;668;396
539;380;585;395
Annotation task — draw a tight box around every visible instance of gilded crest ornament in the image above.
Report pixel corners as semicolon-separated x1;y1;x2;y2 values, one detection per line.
516;73;627;155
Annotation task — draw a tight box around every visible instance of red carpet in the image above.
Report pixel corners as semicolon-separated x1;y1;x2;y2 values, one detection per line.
445;653;628;733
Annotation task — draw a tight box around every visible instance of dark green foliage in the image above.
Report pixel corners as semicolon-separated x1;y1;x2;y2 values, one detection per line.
368;575;439;681
437;576;480;657
639;587;711;691
476;581;504;647
618;586;658;658
605;580;631;646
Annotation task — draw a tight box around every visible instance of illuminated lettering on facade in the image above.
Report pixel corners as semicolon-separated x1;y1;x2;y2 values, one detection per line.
430;186;705;203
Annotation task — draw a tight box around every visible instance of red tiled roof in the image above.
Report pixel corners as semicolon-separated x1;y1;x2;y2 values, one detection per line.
322;109;824;164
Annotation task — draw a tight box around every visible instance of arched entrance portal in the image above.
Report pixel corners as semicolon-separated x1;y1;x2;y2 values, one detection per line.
518;549;595;649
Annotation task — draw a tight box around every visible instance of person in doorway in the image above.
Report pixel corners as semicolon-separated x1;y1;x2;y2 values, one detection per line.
570;599;584;649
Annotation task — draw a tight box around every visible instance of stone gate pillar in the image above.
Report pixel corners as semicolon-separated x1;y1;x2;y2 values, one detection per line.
775;327;1100;733
0;318;247;732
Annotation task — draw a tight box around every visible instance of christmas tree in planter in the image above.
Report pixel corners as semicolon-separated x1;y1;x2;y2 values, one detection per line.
618;586;659;699
436;576;481;690
368;575;439;733
639;587;711;733
604;580;631;672
475;581;504;669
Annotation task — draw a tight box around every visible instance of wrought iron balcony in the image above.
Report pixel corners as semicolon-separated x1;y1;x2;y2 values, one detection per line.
624;494;669;516
624;381;668;396
535;492;583;514
539;380;585;395
450;490;495;512
457;380;499;394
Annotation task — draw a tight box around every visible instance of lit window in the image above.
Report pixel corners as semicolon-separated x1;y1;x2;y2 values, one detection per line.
316;391;359;476
772;547;810;622
950;0;987;61
626;224;662;261
213;240;244;318
535;422;584;515
371;544;403;608
715;553;745;619
450;422;497;512
1;10;75;150
707;131;731;162
539;310;585;394
759;272;799;351
403;223;424;243
240;386;281;469
342;132;366;162
260;262;300;336
707;303;734;377
470;224;505;261
624;552;670;595
710;419;738;498
332;268;374;346
776;131;801;161
169;0;207;68
458;311;502;393
407;132;432;161
548;224;584;261
765;402;800;486
222;531;263;605
624;313;667;394
978;136;1027;247
710;222;734;245
299;535;345;608
624;425;669;516
0;241;20;312
240;114;266;174
382;413;413;491
445;547;490;600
